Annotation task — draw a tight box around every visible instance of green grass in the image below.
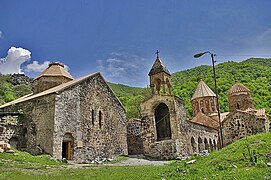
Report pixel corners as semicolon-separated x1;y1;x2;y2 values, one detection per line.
161;132;271;179
1;132;271;179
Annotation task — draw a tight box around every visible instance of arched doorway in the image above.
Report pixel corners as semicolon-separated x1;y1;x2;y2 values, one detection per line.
213;139;217;150
198;137;203;152
155;103;171;141
209;138;213;151
9;137;18;149
62;133;74;160
21;128;27;148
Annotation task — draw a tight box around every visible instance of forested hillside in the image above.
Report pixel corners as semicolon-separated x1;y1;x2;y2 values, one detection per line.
0;74;32;105
111;58;271;118
0;58;270;119
171;58;271;117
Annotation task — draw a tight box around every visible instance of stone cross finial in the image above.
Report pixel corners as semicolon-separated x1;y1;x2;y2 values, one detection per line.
155;50;160;59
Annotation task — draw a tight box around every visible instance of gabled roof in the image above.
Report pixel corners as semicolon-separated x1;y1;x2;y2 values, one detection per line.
148;57;170;76
190;112;219;129
0;72;125;111
191;80;216;100
34;62;74;80
228;83;250;95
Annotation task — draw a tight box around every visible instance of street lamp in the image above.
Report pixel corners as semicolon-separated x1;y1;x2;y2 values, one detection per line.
193;51;224;149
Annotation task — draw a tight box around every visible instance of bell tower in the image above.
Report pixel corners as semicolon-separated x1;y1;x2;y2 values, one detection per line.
148;50;172;95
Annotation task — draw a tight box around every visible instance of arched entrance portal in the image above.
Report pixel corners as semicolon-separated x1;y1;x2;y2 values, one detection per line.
62;133;74;160
155;103;171;141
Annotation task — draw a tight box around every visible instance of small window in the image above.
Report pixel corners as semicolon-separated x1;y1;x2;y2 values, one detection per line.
99;111;102;128
236;103;240;109
92;109;94;125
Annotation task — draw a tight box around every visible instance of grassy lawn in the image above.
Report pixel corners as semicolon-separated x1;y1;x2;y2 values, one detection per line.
1;132;271;179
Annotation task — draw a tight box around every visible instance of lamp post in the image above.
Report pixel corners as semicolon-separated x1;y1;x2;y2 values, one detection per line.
193;51;224;149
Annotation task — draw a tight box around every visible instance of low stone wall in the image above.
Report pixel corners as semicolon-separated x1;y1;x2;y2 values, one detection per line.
0;116;19;147
127;119;144;155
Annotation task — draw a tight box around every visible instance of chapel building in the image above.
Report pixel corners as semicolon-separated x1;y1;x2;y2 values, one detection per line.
0;63;128;162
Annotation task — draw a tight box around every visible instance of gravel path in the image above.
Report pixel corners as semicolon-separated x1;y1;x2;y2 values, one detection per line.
66;156;170;168
113;157;169;166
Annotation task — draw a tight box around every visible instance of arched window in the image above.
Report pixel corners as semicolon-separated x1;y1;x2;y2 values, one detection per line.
236;102;240;109
99;110;102;128
155;103;171;140
191;137;196;153
204;138;208;151
155;78;161;94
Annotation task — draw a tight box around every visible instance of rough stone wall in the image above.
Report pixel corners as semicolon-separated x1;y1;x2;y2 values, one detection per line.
53;73;127;162
127;119;144;155
228;93;254;112
179;120;219;154
222;111;268;146
0;94;56;155
139;95;186;159
0;116;20;147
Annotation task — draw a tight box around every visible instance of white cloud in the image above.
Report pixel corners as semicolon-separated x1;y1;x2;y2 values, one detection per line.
97;52;150;87
0;47;31;74
0;30;2;38
24;60;50;72
24;61;70;73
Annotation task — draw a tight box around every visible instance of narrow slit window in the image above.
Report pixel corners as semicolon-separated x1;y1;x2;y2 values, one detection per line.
92;109;94;125
99;110;102;128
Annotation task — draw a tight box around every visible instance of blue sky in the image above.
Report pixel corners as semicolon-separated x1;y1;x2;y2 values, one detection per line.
0;0;271;87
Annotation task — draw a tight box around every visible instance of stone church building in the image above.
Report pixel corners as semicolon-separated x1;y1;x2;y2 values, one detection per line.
0;63;127;162
127;54;269;159
127;54;220;159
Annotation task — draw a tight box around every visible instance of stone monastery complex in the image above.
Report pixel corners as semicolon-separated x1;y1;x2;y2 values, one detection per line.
0;54;269;162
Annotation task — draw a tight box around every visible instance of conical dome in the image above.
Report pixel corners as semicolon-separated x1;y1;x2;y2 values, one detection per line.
34;62;74;80
33;62;74;94
191;80;216;100
148;57;170;76
228;83;250;95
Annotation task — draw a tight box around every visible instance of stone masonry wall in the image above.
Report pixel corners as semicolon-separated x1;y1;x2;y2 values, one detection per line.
0;94;56;155
0;116;20;148
179;120;218;154
127;118;144;155
53;73;127;162
222;111;268;146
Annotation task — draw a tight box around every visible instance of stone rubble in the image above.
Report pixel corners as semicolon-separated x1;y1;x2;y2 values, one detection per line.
0;141;15;153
